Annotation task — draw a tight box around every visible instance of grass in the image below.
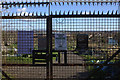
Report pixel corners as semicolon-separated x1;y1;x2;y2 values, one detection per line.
80;54;119;72
80;54;104;60
3;56;32;64
2;52;58;64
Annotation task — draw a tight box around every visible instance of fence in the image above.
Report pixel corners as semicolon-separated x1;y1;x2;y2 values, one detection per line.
1;0;120;80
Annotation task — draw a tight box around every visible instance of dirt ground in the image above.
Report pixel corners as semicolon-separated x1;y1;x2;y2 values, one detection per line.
2;53;89;79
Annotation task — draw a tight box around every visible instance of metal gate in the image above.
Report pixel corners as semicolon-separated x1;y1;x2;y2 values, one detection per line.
2;18;48;79
51;16;120;79
1;0;120;80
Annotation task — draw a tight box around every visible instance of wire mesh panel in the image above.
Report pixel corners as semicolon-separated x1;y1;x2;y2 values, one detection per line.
1;0;120;79
2;18;47;79
52;17;119;79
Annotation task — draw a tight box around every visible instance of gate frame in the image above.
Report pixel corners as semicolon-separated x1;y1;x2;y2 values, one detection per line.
2;14;120;80
1;1;120;80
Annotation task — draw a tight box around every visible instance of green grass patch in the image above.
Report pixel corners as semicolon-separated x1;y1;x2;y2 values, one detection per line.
80;54;118;72
2;52;58;64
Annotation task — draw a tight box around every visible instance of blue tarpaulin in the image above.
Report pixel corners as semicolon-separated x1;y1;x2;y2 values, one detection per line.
18;31;34;54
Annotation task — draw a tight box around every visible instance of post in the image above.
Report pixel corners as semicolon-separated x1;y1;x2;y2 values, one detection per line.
47;16;53;80
46;1;53;80
118;1;120;58
49;16;53;80
32;50;35;65
46;17;50;80
58;52;60;64
64;51;67;64
0;6;2;80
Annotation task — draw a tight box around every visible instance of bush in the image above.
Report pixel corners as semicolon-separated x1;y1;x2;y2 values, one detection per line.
7;50;14;55
22;54;32;58
2;51;6;55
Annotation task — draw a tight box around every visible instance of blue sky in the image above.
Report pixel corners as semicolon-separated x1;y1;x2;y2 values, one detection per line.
2;1;119;15
1;0;119;31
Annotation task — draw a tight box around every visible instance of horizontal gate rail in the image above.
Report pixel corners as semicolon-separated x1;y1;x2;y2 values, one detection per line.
2;63;120;66
50;0;120;3
1;2;49;6
2;14;120;19
2;16;49;19
51;14;120;18
1;1;119;6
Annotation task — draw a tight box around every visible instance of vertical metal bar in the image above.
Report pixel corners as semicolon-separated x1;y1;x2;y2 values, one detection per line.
58;52;60;64
0;6;2;80
48;1;53;79
118;1;120;47
118;1;120;64
64;51;67;64
46;17;50;80
47;16;53;80
49;16;53;80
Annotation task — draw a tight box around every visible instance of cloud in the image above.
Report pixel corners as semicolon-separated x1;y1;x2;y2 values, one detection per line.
0;5;1;9
17;8;26;12
22;8;26;11
17;9;21;12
